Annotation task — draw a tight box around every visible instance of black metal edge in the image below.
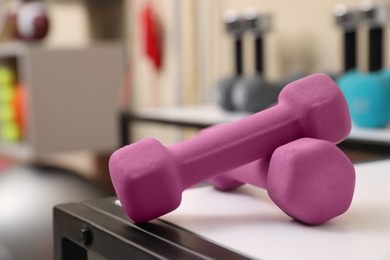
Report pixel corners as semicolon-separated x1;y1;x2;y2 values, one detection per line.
346;155;390;165
53;203;205;260
122;112;211;130
84;198;253;260
53;204;160;260
338;139;390;154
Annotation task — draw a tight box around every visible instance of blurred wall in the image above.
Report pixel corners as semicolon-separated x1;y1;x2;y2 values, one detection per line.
126;0;390;109
45;2;91;47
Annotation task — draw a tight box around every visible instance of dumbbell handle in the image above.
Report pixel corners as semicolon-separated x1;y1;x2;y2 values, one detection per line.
199;124;269;189
210;157;269;190
171;103;300;189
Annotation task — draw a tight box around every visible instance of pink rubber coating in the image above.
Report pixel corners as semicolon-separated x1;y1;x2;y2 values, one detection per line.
209;156;270;191
209;138;356;225
109;73;351;223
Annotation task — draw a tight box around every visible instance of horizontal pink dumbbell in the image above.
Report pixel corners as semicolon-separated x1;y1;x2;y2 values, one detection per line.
109;73;351;223
209;138;355;225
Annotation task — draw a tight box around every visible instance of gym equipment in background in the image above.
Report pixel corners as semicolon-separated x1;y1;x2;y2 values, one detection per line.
335;4;359;90
334;4;359;74
0;0;49;41
109;73;352;224
339;3;390;128
333;3;359;91
8;0;49;40
277;71;338;90
208;138;355;225
12;83;26;137
214;10;245;111
277;71;307;89
0;65;22;142
231;9;280;112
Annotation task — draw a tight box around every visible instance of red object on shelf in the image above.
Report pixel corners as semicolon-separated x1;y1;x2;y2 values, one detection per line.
140;3;162;71
12;84;27;138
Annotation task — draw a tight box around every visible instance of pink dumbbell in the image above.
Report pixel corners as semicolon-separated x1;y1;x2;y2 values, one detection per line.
109;73;351;223
209;138;355;225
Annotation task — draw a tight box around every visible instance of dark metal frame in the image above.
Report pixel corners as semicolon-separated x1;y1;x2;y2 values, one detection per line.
54;198;251;260
338;138;390;154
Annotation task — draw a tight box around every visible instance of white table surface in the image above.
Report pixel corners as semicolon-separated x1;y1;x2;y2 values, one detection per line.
161;159;390;260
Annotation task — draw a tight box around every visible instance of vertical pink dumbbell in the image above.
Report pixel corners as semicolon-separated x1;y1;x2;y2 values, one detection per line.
209;138;355;225
109;73;351;223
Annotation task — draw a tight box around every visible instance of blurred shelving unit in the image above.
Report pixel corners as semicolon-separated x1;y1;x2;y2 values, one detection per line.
120;105;390;162
119;105;250;146
0;41;124;160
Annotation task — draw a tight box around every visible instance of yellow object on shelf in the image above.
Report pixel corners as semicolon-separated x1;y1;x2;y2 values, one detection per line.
0;66;15;84
0;102;15;121
0;121;20;142
0;83;14;102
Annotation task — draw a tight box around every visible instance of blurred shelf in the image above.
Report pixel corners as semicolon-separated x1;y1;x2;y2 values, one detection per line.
0;141;32;159
341;125;390;153
120;105;249;145
0;42;30;58
128;105;250;127
349;126;390;144
121;105;390;153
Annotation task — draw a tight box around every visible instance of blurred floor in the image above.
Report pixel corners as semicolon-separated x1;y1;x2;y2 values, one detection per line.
0;164;109;260
0;157;13;172
0;151;113;260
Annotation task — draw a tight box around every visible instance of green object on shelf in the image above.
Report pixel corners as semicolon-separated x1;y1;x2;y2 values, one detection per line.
0;103;15;121
0;84;14;102
0;121;20;142
0;67;15;84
